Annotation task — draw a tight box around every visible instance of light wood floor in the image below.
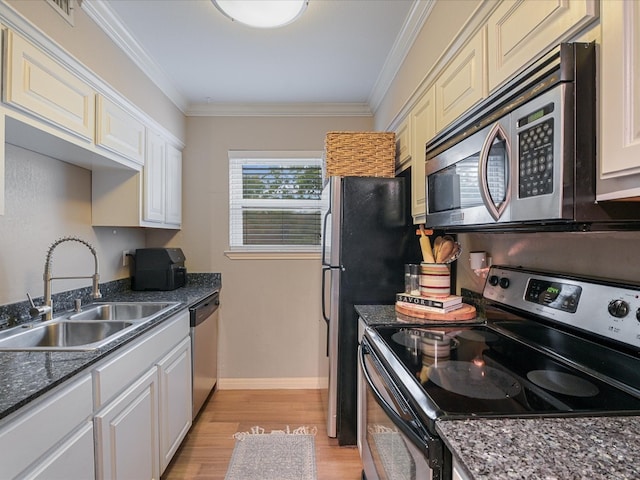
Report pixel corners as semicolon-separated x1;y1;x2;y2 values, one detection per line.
162;389;363;480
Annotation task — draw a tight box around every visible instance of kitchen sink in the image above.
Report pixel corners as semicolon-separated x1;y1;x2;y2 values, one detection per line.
0;321;134;350
67;302;174;321
0;301;180;351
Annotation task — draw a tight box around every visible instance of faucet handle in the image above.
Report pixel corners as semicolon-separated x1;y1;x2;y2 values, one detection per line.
26;293;52;319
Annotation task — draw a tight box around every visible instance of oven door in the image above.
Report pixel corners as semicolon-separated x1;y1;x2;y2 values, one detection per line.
425;117;511;229
359;339;442;480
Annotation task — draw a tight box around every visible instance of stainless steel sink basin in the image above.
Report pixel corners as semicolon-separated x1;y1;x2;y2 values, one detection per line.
0;301;180;351
67;302;174;321
0;321;134;350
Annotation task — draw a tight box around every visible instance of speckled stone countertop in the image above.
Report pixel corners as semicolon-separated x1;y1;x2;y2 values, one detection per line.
437;416;640;480
356;305;640;480
0;273;220;421
355;304;400;326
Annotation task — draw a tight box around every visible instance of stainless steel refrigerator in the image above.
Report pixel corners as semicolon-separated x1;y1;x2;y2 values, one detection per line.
321;175;420;446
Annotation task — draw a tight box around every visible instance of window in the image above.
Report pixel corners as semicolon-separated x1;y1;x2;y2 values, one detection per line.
229;151;324;252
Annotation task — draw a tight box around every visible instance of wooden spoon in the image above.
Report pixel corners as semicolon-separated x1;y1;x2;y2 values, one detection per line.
435;237;454;263
419;225;435;263
432;236;443;263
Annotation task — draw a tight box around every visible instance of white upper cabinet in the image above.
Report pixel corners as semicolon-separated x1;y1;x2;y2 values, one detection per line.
144;130;182;227
598;0;640;200
435;28;487;133
96;95;146;165
3;30;95;141
487;0;598;92
144;130;168;224
165;144;183;226
410;85;436;224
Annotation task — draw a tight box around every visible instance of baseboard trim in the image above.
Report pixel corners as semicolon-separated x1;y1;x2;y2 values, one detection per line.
218;377;328;390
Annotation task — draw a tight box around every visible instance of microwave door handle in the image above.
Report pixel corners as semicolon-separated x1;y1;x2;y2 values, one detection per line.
478;122;511;221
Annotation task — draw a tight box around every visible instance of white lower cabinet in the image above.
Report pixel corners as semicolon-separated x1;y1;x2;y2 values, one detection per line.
23;422;95;480
95;368;160;480
0;310;192;480
93;310;191;479
158;337;192;473
0;374;94;479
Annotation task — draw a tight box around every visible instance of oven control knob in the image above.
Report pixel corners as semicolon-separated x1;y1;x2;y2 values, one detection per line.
608;299;629;318
636;308;640;322
489;275;499;286
499;277;510;289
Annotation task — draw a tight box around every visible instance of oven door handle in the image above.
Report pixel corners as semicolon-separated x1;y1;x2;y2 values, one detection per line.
359;342;441;462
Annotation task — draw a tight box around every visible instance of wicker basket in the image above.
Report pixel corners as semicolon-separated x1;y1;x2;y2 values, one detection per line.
324;131;396;178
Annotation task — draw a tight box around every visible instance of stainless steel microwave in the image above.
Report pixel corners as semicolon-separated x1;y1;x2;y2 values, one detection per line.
425;42;639;232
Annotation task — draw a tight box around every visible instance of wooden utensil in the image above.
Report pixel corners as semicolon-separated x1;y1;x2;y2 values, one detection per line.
432;236;443;262
435;237;455;263
419;225;435;263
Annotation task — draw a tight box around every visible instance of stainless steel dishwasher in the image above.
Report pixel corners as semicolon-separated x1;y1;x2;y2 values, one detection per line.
189;291;220;419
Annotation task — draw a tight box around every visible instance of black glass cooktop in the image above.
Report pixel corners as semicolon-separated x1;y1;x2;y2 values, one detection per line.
371;320;640;418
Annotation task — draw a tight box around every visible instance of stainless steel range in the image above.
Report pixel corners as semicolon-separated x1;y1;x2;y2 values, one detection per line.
359;266;640;480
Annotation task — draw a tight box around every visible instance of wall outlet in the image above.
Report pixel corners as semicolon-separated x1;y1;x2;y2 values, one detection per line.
122;250;131;267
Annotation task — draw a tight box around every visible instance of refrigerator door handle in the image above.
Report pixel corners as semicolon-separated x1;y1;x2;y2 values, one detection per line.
321;266;331;323
321;202;331;267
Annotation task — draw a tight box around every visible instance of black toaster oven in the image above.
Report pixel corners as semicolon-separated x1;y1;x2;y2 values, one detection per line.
131;248;187;291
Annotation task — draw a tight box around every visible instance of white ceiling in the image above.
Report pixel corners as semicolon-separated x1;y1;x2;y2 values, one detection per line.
82;0;432;115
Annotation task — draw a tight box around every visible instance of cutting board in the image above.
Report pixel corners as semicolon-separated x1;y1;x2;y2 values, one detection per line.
395;302;477;321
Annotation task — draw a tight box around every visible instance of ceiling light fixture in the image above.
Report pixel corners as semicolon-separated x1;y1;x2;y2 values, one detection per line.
212;0;308;29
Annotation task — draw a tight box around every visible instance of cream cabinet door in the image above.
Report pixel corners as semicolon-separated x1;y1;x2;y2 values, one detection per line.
144;130;167;223
165;144;183;226
598;0;640;200
435;28;487;133
3;30;95;141
96;95;146;165
94;367;160;480
410;85;436;224
158;337;192;473
395;118;411;171
487;0;598;91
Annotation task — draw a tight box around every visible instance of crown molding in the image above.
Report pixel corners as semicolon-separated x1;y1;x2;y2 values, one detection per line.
186;102;372;117
368;0;435;114
83;0;429;118
81;0;189;113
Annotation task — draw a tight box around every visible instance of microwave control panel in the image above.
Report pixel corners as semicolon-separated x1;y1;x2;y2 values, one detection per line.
517;103;555;199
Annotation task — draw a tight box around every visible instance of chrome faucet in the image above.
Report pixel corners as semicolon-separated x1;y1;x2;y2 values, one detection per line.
39;236;102;320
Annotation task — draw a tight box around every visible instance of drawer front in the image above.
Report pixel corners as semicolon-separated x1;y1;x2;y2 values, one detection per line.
93;310;189;408
0;374;92;479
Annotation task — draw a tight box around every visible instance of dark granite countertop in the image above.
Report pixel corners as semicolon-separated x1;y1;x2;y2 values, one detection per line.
357;305;640;479
0;273;220;421
437;416;640;480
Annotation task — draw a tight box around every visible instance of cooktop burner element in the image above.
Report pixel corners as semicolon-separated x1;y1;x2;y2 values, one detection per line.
363;265;640;448
527;370;599;398
427;360;522;400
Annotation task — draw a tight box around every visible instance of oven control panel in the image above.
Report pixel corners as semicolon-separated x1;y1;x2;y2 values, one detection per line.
484;266;640;349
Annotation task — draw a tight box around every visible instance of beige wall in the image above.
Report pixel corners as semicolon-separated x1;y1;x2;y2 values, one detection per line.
148;115;373;385
0;144;144;306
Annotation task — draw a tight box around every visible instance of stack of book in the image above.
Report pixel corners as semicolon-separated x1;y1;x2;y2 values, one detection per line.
395;292;464;314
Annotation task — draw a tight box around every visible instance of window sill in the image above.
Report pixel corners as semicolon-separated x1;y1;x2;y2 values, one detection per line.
224;250;322;260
